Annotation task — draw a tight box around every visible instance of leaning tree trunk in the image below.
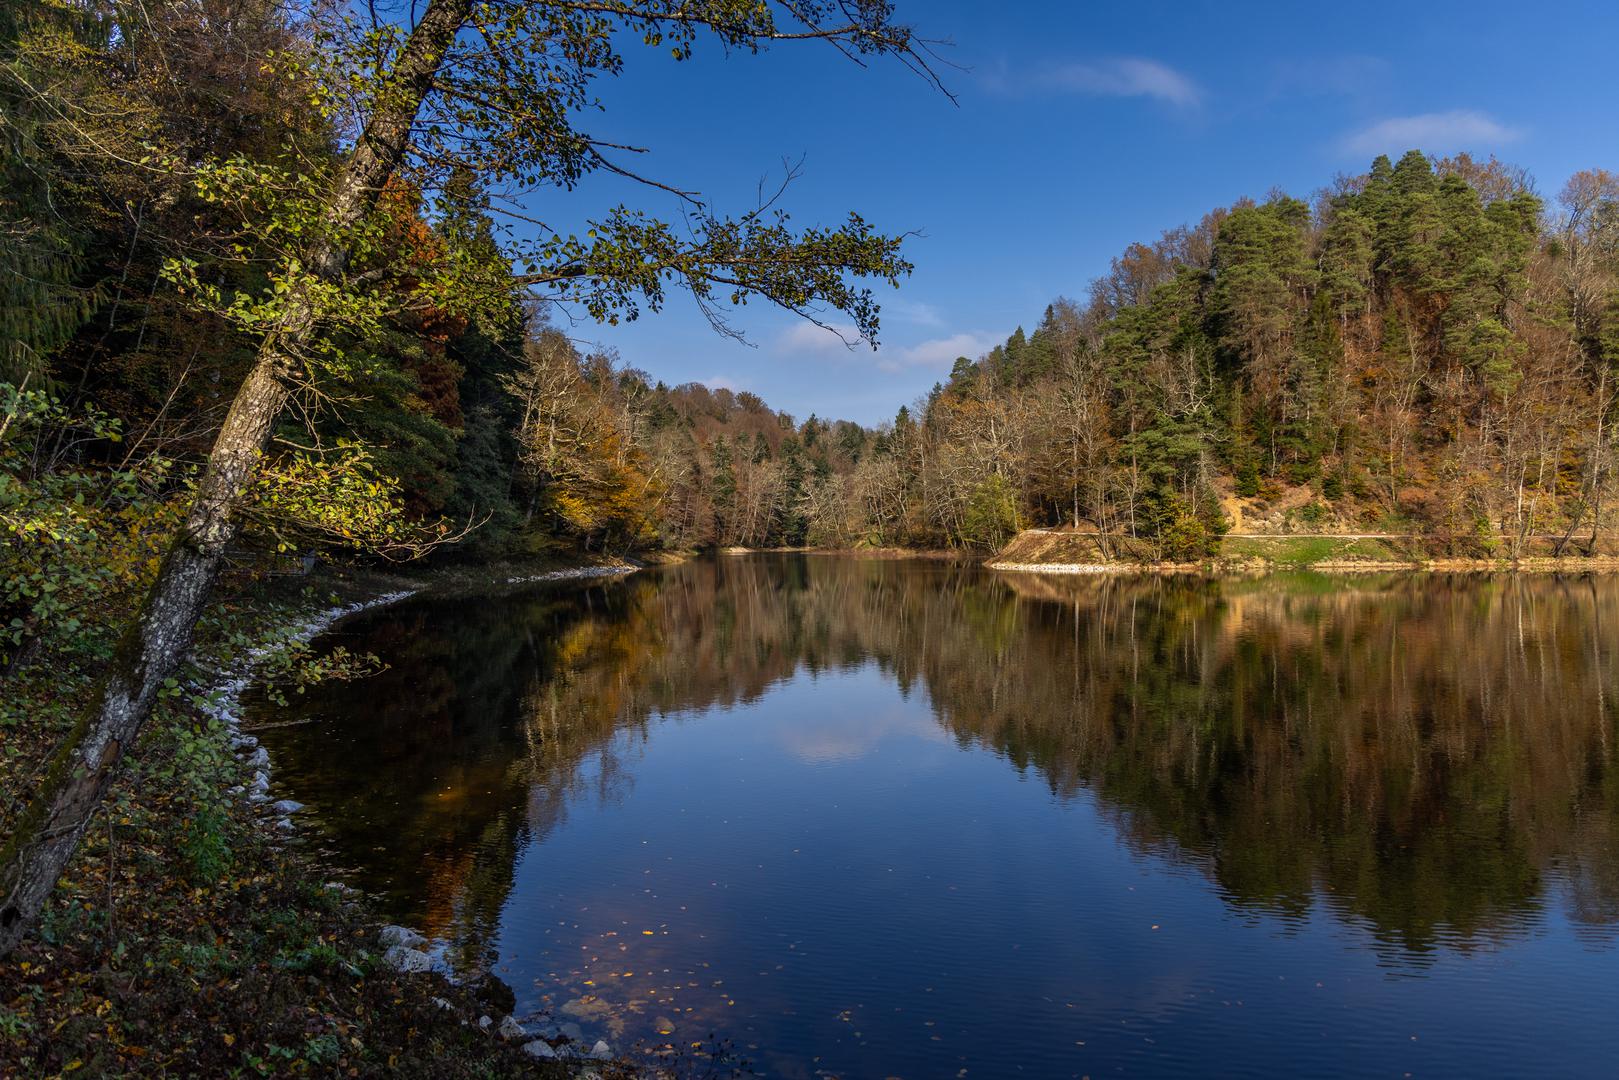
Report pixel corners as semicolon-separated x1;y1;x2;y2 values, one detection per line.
0;0;472;957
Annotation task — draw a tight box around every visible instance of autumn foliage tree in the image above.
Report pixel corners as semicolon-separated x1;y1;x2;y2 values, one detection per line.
0;0;943;954
754;152;1619;559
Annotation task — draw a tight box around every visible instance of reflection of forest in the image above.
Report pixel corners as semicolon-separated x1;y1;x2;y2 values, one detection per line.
259;557;1619;974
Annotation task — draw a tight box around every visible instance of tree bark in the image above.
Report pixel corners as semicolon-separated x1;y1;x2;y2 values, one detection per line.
0;0;473;957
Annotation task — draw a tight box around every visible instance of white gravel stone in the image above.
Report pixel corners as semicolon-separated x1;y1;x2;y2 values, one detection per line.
382;945;433;974
378;925;427;949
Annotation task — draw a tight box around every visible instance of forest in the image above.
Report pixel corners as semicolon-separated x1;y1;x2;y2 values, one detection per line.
10;1;1619;680
666;150;1619;562
861;151;1619;560
1;0;926;681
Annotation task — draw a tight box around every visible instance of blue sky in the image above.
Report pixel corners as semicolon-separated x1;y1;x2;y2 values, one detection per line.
535;0;1619;425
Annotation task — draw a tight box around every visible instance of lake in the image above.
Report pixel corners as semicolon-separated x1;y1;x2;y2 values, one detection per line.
248;555;1619;1078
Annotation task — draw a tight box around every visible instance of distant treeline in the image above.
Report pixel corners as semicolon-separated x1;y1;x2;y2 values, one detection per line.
514;150;1619;560
791;151;1617;558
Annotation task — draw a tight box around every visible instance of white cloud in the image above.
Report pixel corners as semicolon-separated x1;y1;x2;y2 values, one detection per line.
777;320;1000;376
702;373;742;391
777;305;943;353
779;703;946;765
1041;57;1203;109
876;331;999;374
1339;110;1523;157
778;321;859;354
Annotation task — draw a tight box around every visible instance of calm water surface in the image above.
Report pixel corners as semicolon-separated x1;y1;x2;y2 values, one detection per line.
249;556;1619;1078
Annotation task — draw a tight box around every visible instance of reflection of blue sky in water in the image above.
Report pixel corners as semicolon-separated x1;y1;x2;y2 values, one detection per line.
496;665;1617;1078
770;669;949;766
257;560;1619;1077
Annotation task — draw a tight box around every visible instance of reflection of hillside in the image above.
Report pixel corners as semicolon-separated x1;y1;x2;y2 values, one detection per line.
921;570;1619;951
250;589;625;970
258;558;1619;968
615;560;1619;951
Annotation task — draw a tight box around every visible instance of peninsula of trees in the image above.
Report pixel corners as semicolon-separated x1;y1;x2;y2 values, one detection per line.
449;151;1619;562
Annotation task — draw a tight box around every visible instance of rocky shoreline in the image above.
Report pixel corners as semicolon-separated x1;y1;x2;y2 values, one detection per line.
374;925;620;1065
206;588;418;822
202;564;643;1072
507;564;639;585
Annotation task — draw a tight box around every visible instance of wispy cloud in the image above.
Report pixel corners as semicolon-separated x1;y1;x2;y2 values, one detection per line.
779;321;998;375
702;373;743;392
876;332;999;374
1339;110;1522;157
777;321;860;354
779;703;946;765
776;301;943;355
1036;57;1203;109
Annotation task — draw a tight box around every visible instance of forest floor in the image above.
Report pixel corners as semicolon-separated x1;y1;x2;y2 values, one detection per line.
0;555;661;1079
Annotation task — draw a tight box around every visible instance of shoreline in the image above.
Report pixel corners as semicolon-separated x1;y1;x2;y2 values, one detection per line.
714;544;977;561
988;555;1619;575
665;545;1619;575
218;559;642;1069
0;563;612;1076
988;528;1619;576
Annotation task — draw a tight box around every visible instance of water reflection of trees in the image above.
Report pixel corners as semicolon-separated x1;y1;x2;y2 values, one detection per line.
261;558;1619;967
954;571;1619;953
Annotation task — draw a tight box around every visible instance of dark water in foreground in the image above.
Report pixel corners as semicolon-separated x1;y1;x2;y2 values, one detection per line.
249;556;1619;1077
